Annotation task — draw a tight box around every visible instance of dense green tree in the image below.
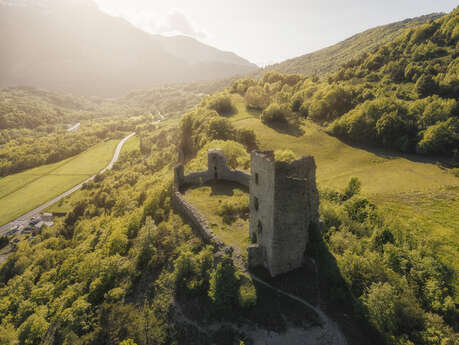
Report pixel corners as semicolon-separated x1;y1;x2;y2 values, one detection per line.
415;74;437;98
244;86;269;110
209;256;240;314
261;103;288;124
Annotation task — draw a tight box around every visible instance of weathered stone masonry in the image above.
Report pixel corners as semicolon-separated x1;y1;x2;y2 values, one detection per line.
248;151;319;277
172;148;319;277
172;149;250;248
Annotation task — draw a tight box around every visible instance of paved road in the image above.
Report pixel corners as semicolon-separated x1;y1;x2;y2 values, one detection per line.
0;133;135;234
67;122;80;132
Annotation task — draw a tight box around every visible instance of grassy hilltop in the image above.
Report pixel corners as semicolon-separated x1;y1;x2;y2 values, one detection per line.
175;8;458;344
0;7;457;345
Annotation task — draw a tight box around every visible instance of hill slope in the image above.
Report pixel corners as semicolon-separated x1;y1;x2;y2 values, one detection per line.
264;13;443;76
0;0;258;96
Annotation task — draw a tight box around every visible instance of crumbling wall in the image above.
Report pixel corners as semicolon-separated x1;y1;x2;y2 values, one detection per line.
171;191;224;247
172;149;249;247
174;148;319;277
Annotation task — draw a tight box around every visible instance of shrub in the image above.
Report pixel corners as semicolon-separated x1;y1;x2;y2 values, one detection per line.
308;85;355;122
261;103;287;124
207;117;235;141
235;128;257;151
231;78;256;95
344;197;375;222
217;195;249;224
290;91;304;112
417;118;459;154
0;236;8;250
274;149;297;162
342;177;361;201
416;74;437;98
245;86;269;110
208;94;235;116
209;256;240;314
238;279;257;309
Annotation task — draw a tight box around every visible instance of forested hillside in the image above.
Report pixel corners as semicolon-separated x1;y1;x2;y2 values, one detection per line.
0;82;213;176
0;5;457;345
170;10;459;343
233;8;458;158
0;0;258;96
263;13;443;77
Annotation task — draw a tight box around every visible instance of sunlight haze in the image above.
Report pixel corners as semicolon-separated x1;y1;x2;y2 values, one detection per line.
94;0;458;65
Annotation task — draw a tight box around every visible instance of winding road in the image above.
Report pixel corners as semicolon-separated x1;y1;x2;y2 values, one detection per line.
0;133;135;234
67;122;80;132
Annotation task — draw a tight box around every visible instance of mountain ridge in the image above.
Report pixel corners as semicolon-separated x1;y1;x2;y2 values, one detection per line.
263;12;445;76
0;0;258;96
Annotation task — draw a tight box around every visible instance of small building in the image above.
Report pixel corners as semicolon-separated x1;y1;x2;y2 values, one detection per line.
41;213;53;222
29;217;40;226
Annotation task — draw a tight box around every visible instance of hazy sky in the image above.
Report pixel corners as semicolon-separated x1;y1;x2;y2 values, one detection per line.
94;0;457;66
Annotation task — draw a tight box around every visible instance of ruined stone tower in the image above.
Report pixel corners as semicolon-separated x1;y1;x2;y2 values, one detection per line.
248;151;319;277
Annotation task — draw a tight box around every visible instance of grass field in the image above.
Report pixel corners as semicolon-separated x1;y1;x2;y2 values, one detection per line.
0;139;119;225
119;134;140;155
224;94;459;299
183;181;251;252
45;134;141;215
230;95;459;195
181;95;458;284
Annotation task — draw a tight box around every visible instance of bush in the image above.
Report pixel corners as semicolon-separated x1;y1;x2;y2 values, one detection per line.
344;197;375;222
235;128;257;151
416;74;437;98
417;118;459;154
207;117;235;141
238;279;257;309
208;94;235;116
342;177;361;201
231;78;256;95
261;103;287;124
209;256;240;314
0;236;8;250
245;86;269;110
274;149;297;162
217;196;249;224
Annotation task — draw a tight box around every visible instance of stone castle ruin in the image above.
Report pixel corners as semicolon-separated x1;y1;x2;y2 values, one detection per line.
173;149;319;277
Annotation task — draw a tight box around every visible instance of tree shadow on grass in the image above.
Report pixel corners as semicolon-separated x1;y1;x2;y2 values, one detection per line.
265;120;305;137
183;181;249;197
329;131;457;168
209;181;249;196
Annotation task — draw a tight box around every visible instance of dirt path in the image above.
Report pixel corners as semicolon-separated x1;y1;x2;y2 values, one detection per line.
251;275;347;345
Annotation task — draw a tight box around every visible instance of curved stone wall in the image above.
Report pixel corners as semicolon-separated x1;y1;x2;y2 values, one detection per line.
172;149;250;247
171;191;224;248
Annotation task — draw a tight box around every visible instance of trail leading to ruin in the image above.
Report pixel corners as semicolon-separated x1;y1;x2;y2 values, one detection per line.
251;275;348;345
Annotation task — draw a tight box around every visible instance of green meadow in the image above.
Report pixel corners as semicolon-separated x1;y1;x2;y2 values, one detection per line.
225;94;459;296
183;182;251;252
45;134;140;214
0;140;119;225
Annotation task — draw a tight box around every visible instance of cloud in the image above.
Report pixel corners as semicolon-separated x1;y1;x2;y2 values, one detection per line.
155;10;207;39
116;8;207;40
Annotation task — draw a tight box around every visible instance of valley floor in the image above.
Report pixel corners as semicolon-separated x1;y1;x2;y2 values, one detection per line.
0;139;120;227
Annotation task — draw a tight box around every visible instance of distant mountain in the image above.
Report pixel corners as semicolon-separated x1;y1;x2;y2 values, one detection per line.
263;13;444;76
0;0;258;96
